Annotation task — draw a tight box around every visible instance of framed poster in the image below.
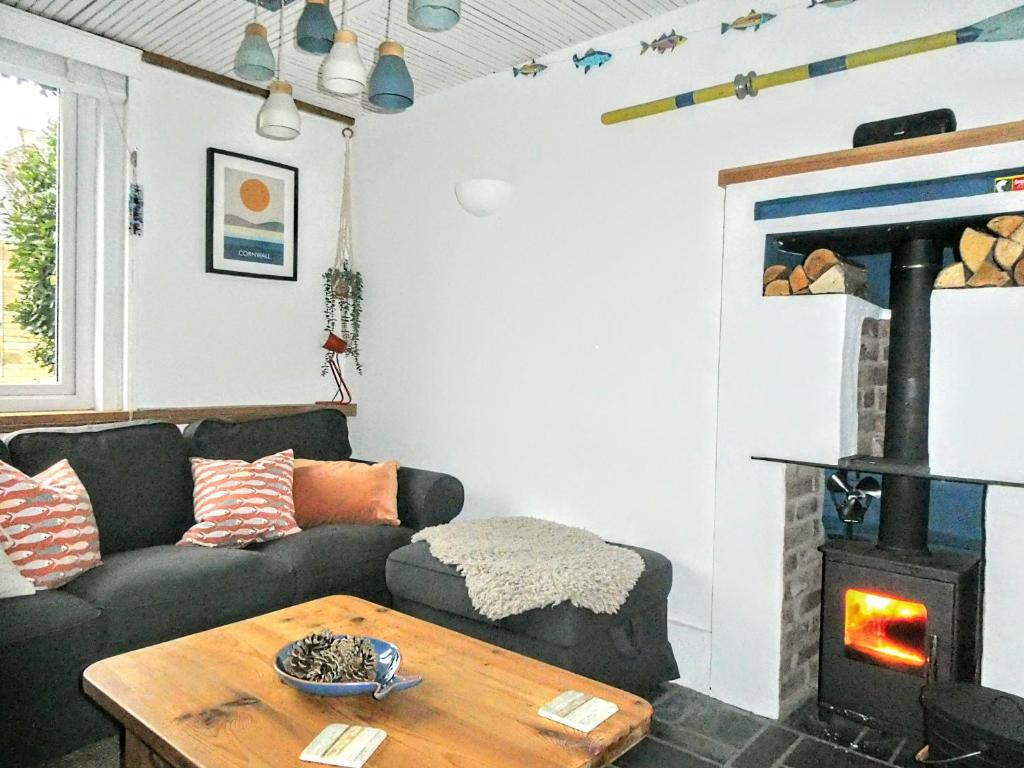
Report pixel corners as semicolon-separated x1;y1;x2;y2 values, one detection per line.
206;148;298;280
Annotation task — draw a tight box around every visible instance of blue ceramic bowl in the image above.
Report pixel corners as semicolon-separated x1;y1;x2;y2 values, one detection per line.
274;636;422;700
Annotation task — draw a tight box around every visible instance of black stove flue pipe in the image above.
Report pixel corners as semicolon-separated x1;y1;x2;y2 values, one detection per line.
877;237;943;555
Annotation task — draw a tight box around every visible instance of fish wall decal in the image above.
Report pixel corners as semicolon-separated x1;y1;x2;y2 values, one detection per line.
573;48;613;74
604;4;1024;125
513;59;548;78
642;31;687;55
722;9;777;34
809;0;857;7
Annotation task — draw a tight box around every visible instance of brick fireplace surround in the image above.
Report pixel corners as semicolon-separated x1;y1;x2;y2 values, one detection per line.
778;317;890;718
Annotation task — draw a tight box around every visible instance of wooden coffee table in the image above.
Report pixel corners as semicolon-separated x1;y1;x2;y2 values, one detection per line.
84;596;652;768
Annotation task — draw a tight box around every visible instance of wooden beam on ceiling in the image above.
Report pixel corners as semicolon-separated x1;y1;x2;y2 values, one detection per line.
140;51;355;126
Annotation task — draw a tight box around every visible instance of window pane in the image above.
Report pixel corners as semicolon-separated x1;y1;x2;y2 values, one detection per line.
0;73;59;385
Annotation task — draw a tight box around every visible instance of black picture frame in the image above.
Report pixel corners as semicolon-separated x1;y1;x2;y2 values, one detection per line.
205;147;299;281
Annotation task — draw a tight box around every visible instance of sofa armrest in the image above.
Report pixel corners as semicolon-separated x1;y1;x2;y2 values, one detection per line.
350;460;464;531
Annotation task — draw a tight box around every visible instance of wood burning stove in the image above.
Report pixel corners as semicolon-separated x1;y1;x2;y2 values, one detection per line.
817;236;983;736
819;541;981;734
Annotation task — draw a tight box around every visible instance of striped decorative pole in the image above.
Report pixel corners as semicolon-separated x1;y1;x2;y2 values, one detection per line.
602;5;1024;126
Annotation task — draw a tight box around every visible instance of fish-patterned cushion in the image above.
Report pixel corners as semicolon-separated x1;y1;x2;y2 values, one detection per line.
179;449;300;548
0;459;102;589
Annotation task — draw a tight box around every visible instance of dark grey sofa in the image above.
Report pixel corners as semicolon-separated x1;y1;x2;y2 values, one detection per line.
0;409;464;767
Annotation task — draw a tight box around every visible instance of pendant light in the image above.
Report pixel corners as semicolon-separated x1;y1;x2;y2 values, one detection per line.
410;0;461;32
235;5;275;82
297;0;337;54
321;1;366;96
258;5;301;140
368;0;414;112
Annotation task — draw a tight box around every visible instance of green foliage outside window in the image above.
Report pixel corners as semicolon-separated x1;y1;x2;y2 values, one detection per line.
1;122;57;372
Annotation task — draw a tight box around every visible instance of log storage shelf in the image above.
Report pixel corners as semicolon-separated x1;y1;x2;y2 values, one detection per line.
0;403;356;433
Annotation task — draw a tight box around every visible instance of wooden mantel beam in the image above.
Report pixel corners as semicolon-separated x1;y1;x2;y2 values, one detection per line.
141;51;355;126
718;119;1024;188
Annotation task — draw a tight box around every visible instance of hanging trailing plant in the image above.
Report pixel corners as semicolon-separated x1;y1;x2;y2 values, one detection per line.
320;126;364;376
322;266;363;374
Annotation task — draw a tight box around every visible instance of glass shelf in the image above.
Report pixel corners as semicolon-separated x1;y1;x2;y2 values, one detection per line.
751;454;1024;490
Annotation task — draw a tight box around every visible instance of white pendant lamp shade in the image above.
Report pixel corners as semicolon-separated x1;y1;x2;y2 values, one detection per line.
257;80;301;140
410;0;461;31
322;29;367;96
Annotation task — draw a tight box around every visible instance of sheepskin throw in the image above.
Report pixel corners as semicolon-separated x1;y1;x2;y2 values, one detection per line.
411;517;645;621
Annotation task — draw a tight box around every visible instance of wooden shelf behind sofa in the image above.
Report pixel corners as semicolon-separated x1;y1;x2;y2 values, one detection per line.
0;403;357;432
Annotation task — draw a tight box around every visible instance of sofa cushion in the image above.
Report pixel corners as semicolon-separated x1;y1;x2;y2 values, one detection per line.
254;524;413;603
386;541;673;648
0;589;101;648
184;409;352;462
0;439;9;464
5;421;194;555
63;544;295;653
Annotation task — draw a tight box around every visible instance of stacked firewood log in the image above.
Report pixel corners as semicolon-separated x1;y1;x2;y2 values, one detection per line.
763;248;867;297
936;216;1024;289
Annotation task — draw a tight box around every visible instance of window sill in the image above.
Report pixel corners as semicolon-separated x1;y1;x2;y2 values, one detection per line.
0;403;357;432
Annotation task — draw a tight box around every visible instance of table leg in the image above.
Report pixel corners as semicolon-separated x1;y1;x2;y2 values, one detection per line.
123;731;174;768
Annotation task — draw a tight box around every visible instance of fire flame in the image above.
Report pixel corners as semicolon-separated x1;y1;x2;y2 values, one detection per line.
844;588;928;668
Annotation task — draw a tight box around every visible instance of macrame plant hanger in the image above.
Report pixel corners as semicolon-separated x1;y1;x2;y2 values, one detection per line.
332;127;356;299
324;126;363;376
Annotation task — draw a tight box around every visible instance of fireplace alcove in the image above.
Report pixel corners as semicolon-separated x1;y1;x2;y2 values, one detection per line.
712;139;1024;728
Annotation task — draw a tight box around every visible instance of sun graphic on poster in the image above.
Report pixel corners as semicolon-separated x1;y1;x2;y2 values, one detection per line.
239;177;271;213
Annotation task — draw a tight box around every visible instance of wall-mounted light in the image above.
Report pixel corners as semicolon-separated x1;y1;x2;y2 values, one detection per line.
455;179;512;217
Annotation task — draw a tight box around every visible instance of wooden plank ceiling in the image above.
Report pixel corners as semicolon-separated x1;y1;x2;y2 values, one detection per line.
1;0;702;114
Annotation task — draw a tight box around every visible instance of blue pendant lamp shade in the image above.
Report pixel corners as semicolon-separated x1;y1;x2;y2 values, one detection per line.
368;41;413;112
297;0;337;54
235;23;276;81
409;0;461;31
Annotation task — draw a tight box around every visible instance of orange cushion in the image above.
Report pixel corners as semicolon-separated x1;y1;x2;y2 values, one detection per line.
292;459;400;528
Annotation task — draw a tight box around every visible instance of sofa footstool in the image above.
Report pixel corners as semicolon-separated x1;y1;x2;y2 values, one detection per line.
385;540;679;694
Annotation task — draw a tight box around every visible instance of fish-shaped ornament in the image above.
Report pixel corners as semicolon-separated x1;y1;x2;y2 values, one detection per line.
808;0;856;6
513;59;547;78
721;9;777;33
641;30;686;55
573;48;612;74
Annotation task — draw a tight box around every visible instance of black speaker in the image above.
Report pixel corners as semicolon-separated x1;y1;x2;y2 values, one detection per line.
853;109;957;148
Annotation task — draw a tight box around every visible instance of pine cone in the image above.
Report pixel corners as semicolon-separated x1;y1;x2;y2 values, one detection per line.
284;631;378;683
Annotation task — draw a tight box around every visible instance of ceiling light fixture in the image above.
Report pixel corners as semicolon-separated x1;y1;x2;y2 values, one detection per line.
321;1;366;95
410;0;461;32
368;0;414;112
297;0;338;54
235;4;276;82
258;3;302;140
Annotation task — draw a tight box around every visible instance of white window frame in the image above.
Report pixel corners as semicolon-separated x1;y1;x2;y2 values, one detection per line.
0;86;91;408
0;41;127;413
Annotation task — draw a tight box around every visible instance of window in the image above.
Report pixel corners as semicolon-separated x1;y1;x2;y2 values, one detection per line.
0;40;127;412
0;73;67;390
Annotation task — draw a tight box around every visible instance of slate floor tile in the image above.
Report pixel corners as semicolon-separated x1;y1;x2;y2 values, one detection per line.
730;726;800;768
614;737;719;768
681;701;765;750
652;719;738;764
784;738;887;768
652;684;708;724
853;727;905;763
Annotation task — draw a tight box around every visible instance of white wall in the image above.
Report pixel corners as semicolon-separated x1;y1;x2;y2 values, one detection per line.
351;0;1024;705
127;66;347;408
1;5;350;409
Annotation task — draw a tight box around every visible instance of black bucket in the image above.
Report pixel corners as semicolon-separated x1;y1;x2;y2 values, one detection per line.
921;683;1024;767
